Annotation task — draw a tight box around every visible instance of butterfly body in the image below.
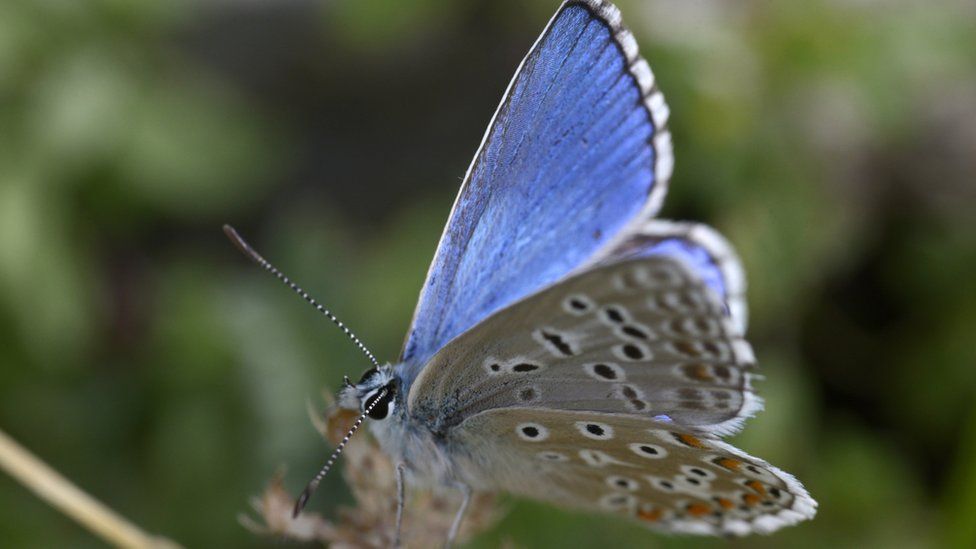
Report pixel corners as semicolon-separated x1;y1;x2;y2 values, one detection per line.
330;0;815;538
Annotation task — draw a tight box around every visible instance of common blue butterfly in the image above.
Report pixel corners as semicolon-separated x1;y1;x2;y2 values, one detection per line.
229;0;816;544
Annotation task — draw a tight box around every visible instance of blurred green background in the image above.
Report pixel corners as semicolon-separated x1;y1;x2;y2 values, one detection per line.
1;0;974;547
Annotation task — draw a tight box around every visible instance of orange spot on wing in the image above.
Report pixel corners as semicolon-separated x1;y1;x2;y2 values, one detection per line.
674;433;705;448
742;493;762;506
746;480;767;495
687;363;714;381
685;503;712;517
638;507;663;522
714;497;735;510
714;457;741;471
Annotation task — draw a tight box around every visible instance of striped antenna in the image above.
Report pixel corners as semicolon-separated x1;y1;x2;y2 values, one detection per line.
223;225;381;369
292;387;388;517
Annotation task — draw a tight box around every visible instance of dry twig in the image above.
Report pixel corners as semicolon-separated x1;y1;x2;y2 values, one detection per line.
0;428;182;548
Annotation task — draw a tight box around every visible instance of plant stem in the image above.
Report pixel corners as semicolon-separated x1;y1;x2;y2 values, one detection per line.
0;428;182;548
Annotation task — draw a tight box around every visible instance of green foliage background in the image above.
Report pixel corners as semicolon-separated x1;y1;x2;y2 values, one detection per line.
1;0;974;547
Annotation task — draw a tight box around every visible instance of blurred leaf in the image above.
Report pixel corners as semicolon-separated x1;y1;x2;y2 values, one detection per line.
326;0;461;54
119;74;284;219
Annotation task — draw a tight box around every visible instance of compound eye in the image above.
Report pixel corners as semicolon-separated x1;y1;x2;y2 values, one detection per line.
357;367;378;385
364;388;394;420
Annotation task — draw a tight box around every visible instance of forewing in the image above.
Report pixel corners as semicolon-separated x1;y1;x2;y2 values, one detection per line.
409;224;758;438
452;408;816;535
401;0;673;382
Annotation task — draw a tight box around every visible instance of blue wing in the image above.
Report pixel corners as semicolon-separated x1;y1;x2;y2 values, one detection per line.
400;0;673;382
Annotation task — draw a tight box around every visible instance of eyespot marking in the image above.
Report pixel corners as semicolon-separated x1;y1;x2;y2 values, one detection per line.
616;384;644;399
627;399;649;411
536;451;569;462
584;362;625;381
606;475;640;492
618;324;651;340
614;384;641;400
647;476;676;492
598;492;636;510
511;362;542;373
575;421;613;440
563;294;594;315
742;464;777;482
680;475;706;488
600;305;629;325
534;328;577;357
516;422;549;441
629;443;667;459
682;465;716;480
615;342;651;361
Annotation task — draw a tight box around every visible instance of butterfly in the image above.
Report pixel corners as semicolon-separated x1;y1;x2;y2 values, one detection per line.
228;0;815;545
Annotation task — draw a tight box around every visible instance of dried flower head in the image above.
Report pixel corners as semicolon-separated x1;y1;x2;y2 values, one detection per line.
241;394;503;547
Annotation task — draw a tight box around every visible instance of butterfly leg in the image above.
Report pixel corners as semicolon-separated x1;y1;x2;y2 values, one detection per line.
444;483;471;549
394;462;406;548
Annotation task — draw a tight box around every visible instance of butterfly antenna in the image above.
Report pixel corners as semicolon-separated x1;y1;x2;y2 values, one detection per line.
292;387;388;517
223;224;381;369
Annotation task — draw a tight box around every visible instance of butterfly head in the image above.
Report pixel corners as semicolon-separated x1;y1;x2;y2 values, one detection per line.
341;364;398;420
